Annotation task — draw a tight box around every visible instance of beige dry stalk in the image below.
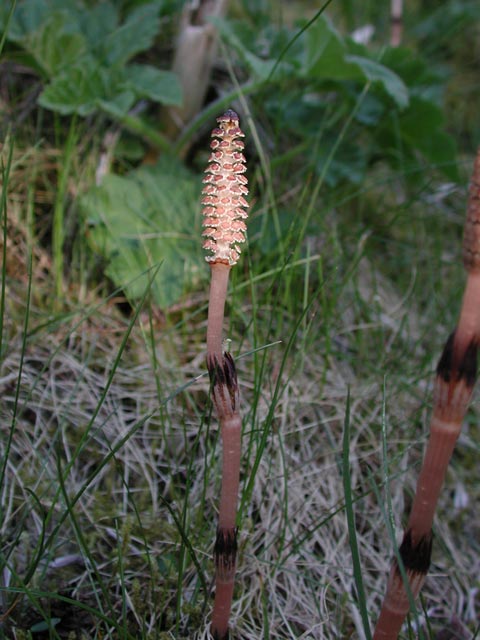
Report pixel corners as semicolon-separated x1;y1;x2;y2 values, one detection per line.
201;109;249;640
373;148;480;639
390;0;403;47
163;1;229;144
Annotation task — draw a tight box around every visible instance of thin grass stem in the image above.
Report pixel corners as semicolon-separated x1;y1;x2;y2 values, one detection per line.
52;117;78;303
342;390;372;640
0;137;13;361
0;211;33;495
0;0;16;56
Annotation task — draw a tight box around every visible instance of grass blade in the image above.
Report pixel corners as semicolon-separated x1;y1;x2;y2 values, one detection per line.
342;389;372;640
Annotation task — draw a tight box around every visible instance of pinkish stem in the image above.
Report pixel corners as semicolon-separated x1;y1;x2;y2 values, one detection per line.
211;579;235;640
373;331;476;640
209;354;242;640
407;429;458;541
374;561;427;640
454;272;480;358
218;414;242;531
210;415;241;637
201;110;249;640
207;263;231;363
373;148;480;639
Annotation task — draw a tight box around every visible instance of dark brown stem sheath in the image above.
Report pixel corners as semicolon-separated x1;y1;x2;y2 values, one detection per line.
206;278;240;639
374;529;432;639
407;332;477;541
373;148;480;639
373;330;476;639
208;352;242;639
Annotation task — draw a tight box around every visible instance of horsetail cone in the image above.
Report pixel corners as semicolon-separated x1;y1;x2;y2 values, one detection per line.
463;147;480;273
455;146;480;358
202;109;249;266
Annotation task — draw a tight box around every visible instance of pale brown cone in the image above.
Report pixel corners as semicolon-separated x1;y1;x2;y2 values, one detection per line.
202;110;249;266
463;147;480;272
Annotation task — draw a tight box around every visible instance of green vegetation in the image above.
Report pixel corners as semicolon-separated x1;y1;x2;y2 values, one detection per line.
0;0;479;638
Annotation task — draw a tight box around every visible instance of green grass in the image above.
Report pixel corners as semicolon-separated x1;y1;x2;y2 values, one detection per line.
1;129;477;640
1;2;480;639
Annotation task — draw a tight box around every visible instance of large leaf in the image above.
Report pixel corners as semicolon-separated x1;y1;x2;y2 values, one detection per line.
380;46;442;93
22;11;87;76
23;0;175;117
39;60;181;116
397;96;459;180
0;0;80;42
81;158;204;308
103;2;162;66
77;1;119;52
303;15;360;80
346;55;409;109
38;57;125;116
213;17;287;81
302;16;408;108
122;64;182;106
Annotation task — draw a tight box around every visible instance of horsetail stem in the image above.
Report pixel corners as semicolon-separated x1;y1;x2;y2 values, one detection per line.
201;110;249;640
373;148;480;639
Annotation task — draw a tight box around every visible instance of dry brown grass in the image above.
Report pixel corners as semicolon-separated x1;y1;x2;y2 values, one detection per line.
1;120;478;640
1;214;479;639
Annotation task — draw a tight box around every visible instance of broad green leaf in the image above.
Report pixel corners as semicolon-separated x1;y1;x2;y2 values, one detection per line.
302;16;409;109
397;96;458;180
81;158;204;308
97;92;137;118
22;11;87;77
122;64;182;106
380;46;440;90
103;2;162;66
380;46;445;105
77;1;119;52
0;0;78;42
213;17;280;81
302;15;360;80
40;59;179;116
346;55;409;109
38;57;113;115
